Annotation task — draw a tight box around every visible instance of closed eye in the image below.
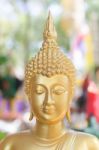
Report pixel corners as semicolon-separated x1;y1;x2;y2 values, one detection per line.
53;85;66;95
36;90;45;94
53;89;65;95
35;85;45;94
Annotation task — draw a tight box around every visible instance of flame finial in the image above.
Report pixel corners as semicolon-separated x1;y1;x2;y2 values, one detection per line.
43;11;57;40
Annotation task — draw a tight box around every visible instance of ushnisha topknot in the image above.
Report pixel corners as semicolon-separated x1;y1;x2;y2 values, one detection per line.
25;11;76;101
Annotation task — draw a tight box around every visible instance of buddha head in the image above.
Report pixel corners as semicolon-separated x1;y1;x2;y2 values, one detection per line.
25;12;76;124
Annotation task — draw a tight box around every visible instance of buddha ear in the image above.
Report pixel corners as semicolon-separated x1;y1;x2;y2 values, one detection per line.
66;109;71;123
29;111;33;121
66;89;72;123
28;94;33;121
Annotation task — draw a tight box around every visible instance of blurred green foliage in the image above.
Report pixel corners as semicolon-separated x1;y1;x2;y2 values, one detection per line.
0;132;7;140
0;56;8;65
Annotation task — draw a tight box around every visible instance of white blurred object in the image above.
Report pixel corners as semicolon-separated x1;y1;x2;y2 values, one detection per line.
0;119;22;133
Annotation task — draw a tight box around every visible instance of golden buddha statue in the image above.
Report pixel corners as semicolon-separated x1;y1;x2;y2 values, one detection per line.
0;12;99;150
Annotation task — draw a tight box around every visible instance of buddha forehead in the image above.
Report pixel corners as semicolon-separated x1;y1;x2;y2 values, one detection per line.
32;74;69;87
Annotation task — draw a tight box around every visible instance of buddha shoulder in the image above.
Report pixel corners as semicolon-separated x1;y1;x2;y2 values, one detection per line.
0;131;33;150
73;131;99;149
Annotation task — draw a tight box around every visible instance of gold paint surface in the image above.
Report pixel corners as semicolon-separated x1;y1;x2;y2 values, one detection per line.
0;12;99;150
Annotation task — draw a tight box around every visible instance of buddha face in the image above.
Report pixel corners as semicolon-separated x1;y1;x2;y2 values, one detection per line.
30;74;70;124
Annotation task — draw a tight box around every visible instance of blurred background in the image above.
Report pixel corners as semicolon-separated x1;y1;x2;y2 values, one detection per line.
0;0;99;140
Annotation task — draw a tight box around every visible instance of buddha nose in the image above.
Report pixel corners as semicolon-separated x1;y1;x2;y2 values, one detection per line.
44;91;55;106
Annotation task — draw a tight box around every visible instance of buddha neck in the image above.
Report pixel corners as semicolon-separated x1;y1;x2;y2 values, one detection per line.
33;120;66;140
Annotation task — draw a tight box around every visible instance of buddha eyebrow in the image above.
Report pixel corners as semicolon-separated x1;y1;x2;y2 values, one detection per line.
36;84;46;89
52;84;66;88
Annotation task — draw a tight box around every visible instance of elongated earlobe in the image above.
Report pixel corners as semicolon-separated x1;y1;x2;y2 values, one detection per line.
29;112;33;121
66;109;71;123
